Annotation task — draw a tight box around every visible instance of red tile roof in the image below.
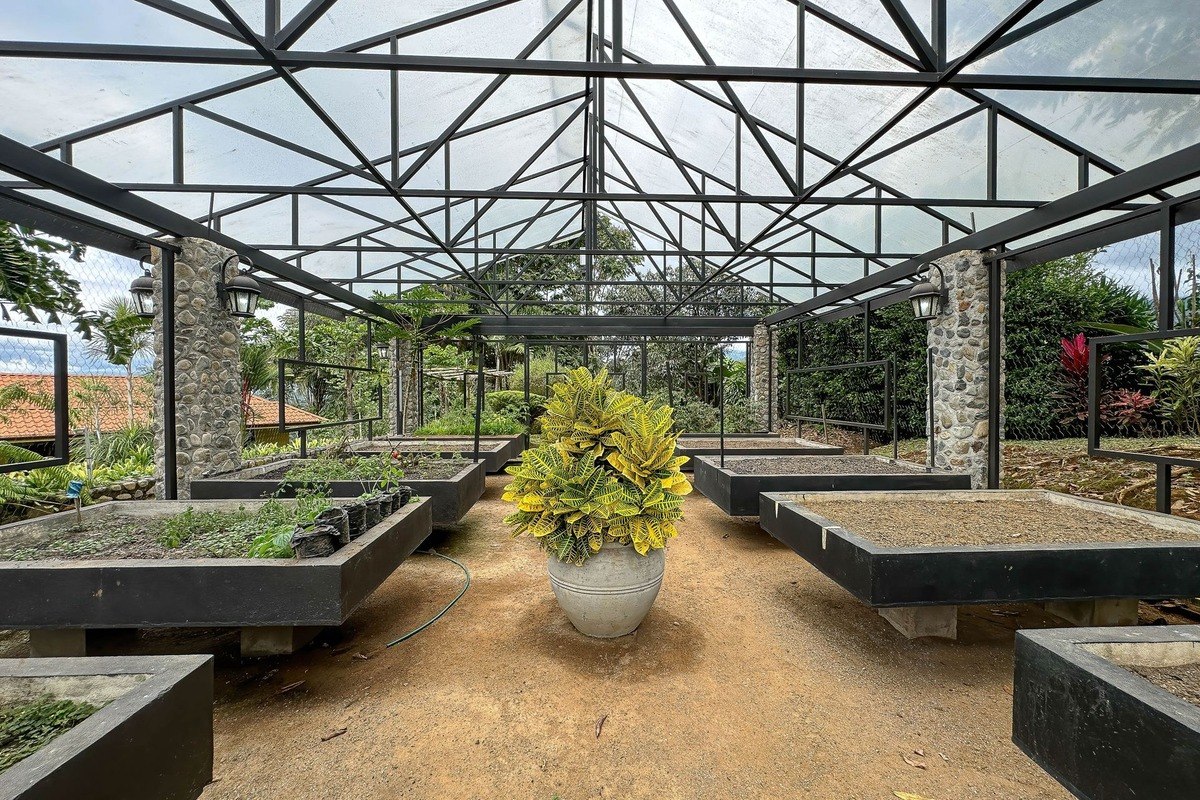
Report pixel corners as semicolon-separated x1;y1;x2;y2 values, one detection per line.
0;373;323;442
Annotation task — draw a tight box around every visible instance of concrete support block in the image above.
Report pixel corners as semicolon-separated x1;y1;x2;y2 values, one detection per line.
239;625;324;657
29;628;88;657
878;606;958;639
1044;598;1139;627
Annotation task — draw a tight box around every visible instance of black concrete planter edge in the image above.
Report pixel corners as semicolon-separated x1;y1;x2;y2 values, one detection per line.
1013;626;1200;800
692;455;969;516
0;655;213;800
0;498;433;628
759;491;1200;607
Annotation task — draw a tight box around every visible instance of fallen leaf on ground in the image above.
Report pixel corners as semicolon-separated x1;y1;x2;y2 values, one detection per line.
275;680;305;695
321;727;347;742
902;755;927;770
894;793;933;800
595;714;607;738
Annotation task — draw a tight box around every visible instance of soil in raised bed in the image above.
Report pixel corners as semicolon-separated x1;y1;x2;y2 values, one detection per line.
253;458;466;483
354;442;497;454
725;455;924;476
0;695;99;773
0;500;336;561
1128;662;1200;708
791;495;1200;547
680;437;821;449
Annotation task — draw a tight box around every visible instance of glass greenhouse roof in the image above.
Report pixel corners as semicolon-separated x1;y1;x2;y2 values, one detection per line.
0;0;1197;320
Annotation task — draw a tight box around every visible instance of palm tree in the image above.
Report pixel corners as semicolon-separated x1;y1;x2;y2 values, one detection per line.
87;297;153;425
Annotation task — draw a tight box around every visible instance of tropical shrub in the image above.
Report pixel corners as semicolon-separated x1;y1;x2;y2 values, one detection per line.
503;368;691;565
414;408;525;436
1141;336;1200;434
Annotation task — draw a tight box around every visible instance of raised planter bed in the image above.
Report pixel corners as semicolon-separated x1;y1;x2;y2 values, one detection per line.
1013;626;1200;799
675;437;843;472
351;435;522;473
679;431;779;438
759;490;1200;639
693;455;970;516
0;497;432;657
191;458;484;526
0;655;212;800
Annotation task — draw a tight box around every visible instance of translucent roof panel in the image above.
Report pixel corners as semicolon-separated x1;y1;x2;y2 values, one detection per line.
0;1;1195;316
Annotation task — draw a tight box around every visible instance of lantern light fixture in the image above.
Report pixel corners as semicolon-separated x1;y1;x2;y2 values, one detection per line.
220;255;262;318
908;263;947;323
129;256;155;319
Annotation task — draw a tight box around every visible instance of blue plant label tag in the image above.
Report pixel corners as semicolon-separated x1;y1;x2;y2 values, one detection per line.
66;480;84;499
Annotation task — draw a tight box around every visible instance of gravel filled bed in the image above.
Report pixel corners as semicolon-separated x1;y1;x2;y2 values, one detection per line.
724;455;924;476
252;459;465;482
791;495;1200;547
680;437;821;449
354;442;495;453
1128;662;1200;708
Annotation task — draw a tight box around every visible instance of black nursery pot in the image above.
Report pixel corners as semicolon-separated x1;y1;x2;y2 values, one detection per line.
316;507;350;545
393;485;413;510
362;498;383;530
291;524;339;559
343;501;367;538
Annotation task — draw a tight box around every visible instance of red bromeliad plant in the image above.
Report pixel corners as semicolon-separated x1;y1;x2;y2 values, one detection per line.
1056;333;1156;432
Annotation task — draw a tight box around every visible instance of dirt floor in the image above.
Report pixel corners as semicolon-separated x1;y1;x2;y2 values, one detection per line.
0;477;1136;799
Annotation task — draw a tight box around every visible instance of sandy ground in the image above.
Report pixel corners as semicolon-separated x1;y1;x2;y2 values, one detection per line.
2;478;1082;799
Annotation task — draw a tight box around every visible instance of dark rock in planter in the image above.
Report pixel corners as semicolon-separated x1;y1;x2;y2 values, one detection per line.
291;525;339;559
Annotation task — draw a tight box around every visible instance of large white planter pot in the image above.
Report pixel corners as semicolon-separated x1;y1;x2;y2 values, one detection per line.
546;544;665;638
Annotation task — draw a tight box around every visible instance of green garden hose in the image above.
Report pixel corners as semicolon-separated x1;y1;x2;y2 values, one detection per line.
385;549;471;648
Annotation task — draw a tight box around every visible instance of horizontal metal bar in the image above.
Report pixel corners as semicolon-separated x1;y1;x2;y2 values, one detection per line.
460;315;759;336
5;42;1198;92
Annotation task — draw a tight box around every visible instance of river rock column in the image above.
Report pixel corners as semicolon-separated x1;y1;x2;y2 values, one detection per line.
151;238;244;499
927;250;1004;488
380;338;402;436
750;323;773;430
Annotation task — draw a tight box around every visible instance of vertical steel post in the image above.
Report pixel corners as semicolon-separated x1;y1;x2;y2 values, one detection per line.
718;339;726;468
473;336;484;463
161;250;178;499
987;250;1003;489
366;319;375;441
523;340;531;450
298;301;307;458
1157;206;1176;513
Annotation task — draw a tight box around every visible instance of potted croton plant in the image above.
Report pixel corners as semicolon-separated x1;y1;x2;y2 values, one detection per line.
503;367;691;637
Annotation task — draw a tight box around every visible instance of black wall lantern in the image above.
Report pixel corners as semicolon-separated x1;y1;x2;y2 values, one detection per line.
129;256;155;319
220;255;262;318
373;339;391;361
908;263;947;323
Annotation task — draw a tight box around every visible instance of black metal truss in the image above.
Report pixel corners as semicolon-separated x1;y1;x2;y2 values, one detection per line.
0;0;1195;322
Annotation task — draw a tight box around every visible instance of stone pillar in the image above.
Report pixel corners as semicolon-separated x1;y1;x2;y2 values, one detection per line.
927;250;1004;488
152;238;244;499
750;323;772;430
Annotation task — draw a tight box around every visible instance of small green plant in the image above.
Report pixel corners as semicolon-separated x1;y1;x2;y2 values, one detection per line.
1141;336;1200;434
415;408;525;436
0;695;99;774
281;452;407;492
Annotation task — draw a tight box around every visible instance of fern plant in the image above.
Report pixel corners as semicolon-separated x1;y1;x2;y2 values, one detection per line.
503;368;691;565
